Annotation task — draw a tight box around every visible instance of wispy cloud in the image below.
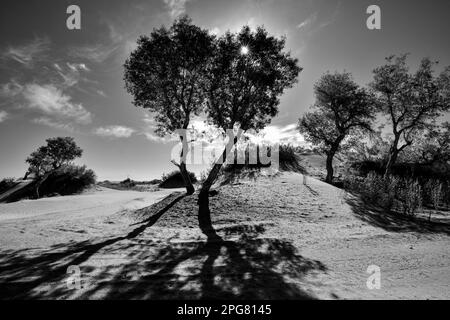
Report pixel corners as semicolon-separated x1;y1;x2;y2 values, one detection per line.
296;2;341;35
69;44;119;63
3;37;51;67
31;117;75;132
54;62;90;87
22;84;92;124
0;110;8;123
317;1;341;30
296;13;318;30
95;125;135;138
163;0;191;18
0;80;23;98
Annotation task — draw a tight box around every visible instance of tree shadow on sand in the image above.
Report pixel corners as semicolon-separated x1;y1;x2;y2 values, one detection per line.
0;193;327;300
346;196;450;236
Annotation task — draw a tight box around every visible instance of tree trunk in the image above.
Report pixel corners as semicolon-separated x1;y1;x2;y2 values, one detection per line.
35;172;51;199
325;152;335;184
179;162;195;195
176;133;195;195
384;135;400;178
197;129;242;239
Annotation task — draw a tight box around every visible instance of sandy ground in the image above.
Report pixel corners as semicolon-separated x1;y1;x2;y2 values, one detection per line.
0;174;448;300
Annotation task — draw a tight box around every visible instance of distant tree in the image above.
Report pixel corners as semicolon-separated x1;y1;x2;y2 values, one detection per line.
198;26;301;238
371;54;450;176
298;72;376;183
124;16;214;195
403;122;450;165
26;137;83;198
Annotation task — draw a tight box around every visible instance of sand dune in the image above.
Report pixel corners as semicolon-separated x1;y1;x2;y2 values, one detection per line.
0;173;448;299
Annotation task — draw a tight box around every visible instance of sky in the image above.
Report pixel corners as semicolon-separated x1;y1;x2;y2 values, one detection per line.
1;0;449;181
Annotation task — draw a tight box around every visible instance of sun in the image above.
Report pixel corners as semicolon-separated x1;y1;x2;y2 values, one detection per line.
240;46;250;55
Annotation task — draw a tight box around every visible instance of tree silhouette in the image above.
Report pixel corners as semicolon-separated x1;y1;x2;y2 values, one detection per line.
298;72;376;183
198;26;301;238
371;55;450;177
124;16;215;195
26;137;83;198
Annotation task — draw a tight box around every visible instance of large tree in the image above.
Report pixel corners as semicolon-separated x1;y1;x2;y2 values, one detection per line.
298;72;376;183
124;16;214;195
371;54;450;176
26;137;83;198
198;26;301;238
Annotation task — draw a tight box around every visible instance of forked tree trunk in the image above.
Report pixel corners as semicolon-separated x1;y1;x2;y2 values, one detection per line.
176;132;195;195
197;129;242;240
35;172;52;199
384;135;400;178
180;162;195;195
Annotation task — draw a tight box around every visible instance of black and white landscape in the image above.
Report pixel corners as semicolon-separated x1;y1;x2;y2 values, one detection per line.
0;0;449;300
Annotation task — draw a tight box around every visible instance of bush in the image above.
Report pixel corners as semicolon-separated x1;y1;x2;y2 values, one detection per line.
360;173;399;211
424;179;444;220
397;178;423;215
40;165;96;196
0;178;16;194
120;178;136;188
159;170;197;188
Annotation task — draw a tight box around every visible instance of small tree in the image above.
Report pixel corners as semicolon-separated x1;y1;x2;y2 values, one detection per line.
197;26;301;238
124;16;214;195
298;72;376;183
26;137;83;198
371;55;450;177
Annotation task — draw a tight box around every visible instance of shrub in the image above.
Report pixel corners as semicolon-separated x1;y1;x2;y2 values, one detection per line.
40;165;96;196
159;170;197;189
397;178;423;215
0;178;16;194
120;178;136;188
424;179;443;220
357;172;399;211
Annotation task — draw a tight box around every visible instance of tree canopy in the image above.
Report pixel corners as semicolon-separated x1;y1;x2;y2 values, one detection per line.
26;137;83;177
206;26;301;133
124;16;214;135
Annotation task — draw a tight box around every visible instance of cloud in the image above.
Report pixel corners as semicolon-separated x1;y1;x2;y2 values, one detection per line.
141;114;178;143
247;123;307;147
96;90;107;97
22;84;92;124
296;13;318;30
95;125;135;138
0;110;8;123
317;1;341;30
54;62;90;87
0;80;23;97
3;37;51;67
163;0;191;18
69;44;119;63
32;117;75;132
67;62;90;72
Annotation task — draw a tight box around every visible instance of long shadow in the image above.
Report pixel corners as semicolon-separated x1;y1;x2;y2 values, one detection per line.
346;196;450;235
0;192;329;299
0;193;186;299
77;224;327;300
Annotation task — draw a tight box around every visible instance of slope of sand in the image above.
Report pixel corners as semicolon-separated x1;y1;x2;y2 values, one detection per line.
0;173;448;299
